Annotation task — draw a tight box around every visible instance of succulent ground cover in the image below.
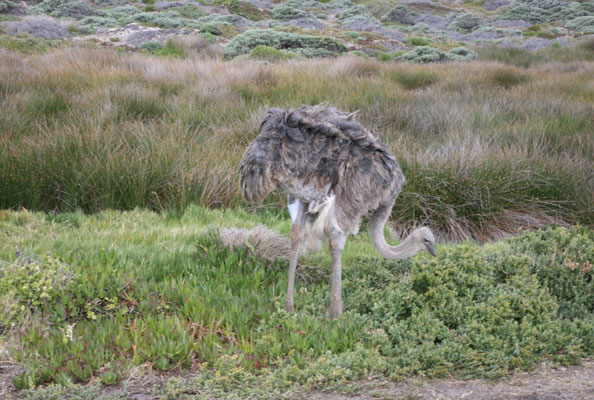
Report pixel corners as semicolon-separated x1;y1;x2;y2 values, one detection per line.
0;207;592;398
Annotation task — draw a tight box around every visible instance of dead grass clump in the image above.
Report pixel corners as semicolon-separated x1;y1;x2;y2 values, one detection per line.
219;225;290;261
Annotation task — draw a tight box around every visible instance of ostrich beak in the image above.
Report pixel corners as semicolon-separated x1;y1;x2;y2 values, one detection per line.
426;243;436;257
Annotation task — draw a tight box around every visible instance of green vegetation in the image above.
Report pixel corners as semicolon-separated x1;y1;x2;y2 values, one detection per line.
125;11;200;29
407;36;430;46
0;49;592;241
476;44;594;67
381;5;415;25
249;45;298;61
501;0;594;24
0;208;592;394
488;67;529;89
227;1;271;21
398;46;447;62
0;33;64;54
271;5;309;21
224;29;347;58
0;0;18;13
448;13;483;32
565;16;594;33
389;70;439;90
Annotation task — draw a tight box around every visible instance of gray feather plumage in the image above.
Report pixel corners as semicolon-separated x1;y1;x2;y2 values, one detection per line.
240;105;405;236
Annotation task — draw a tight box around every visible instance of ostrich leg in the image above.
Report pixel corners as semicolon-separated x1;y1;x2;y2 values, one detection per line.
328;230;347;320
285;200;306;312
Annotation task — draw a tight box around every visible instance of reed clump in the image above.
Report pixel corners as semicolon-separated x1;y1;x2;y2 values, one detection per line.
0;48;592;241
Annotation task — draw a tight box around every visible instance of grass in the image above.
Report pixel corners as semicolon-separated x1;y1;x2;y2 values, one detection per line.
0;207;592;397
1;48;592;241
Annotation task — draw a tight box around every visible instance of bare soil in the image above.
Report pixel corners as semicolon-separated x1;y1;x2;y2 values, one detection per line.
1;359;593;400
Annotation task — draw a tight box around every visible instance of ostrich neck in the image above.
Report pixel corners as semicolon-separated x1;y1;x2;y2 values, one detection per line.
369;227;420;259
369;207;421;260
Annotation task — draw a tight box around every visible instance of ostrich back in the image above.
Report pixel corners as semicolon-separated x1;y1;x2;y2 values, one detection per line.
240;106;405;235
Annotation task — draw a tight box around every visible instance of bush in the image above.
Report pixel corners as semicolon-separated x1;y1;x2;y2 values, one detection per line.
140;40;162;52
338;5;373;21
446;46;478;61
398;46;447;63
125;11;202;29
79;16;121;30
381;5;415;25
101;5;140;22
168;4;207;20
224;29;347;58
449;13;483;32
0;0;18;13
501;0;592;24
228;1;271;21
29;0;99;19
249;45;297;61
0;32;64;53
271;5;308;21
407;36;429;46
565;16;594;33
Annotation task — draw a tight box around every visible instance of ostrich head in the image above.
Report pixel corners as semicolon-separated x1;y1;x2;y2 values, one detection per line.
409;227;436;256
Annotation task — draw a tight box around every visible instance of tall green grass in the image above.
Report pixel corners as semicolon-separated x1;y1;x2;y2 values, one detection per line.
0;208;593;394
0;49;593;240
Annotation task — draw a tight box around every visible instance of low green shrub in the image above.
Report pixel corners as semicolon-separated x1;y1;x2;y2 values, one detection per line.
0;33;64;54
228;1;271;21
140;40;162;52
79;16;121;30
565;16;594;33
271;5;309;21
338;5;372;21
350;50;369;58
398;46;447;63
446;46;478;61
249;45;298;61
407;36;429;46
0;0;18;13
169;3;207;20
29;0;99;19
381;5;415;25
100;5;139;23
501;0;592;24
126;11;199;29
224;29;347;58
449;13;483;32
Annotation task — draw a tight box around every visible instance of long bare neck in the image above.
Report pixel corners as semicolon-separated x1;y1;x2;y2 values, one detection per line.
369;206;422;260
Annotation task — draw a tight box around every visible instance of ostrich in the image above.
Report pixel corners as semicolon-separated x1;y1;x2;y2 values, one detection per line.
240;105;436;320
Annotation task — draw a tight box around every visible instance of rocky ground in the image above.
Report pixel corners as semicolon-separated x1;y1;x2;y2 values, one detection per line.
0;0;592;59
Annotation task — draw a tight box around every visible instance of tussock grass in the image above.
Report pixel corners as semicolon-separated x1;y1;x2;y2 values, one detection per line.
0;49;593;240
0;208;593;394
